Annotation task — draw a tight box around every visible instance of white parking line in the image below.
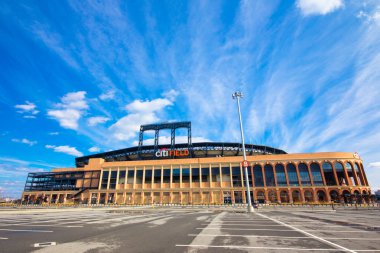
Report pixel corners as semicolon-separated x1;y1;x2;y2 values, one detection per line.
188;234;309;238
0;237;8;240
176;244;343;251
0;228;53;233
256;213;357;253
197;227;372;233
201;223;284;226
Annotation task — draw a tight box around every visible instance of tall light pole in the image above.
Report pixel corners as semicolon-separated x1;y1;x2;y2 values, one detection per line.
232;91;254;213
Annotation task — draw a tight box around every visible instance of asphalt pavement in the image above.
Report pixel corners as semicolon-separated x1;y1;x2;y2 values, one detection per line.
0;207;379;252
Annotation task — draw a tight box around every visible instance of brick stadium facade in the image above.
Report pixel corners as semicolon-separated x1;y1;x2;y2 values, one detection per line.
22;151;371;205
22;122;372;205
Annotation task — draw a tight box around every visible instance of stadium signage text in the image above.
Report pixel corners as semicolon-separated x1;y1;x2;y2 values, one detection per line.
155;148;189;158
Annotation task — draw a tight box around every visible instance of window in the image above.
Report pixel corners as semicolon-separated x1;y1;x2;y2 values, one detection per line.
322;162;336;186
355;163;365;185
191;168;199;182
163;169;170;183
144;169;152;184
101;171;109;189
345;162;356;186
231;167;242;187
287;164;299;186
109;171;117;189
253;165;264;187
118;170;126;184
242;166;253;187
201;167;209;182
334;162;347;185
127;170;134;184
154;169;161;184
264;164;275;186
310;163;323;186
172;168;180;183
182;168;190;183
136;170;143;184
298;163;311;186
211;167;219;182
275;164;287;186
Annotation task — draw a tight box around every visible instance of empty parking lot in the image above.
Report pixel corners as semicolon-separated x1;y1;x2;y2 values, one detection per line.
0;207;379;252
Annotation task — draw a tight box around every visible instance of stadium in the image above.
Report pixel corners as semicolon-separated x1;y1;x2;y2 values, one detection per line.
22;122;372;205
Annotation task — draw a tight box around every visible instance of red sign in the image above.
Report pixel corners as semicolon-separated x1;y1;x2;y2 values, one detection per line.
242;160;249;167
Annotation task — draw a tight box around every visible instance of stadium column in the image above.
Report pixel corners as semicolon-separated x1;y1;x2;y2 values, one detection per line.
359;163;369;186
261;164;268;202
272;164;281;202
307;162;317;202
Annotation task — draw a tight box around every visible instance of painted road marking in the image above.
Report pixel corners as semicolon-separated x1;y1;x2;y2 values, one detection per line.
176;244;343;251
197;227;372;233
188;234;310;238
188;234;380;241
0;228;53;233
0;237;8;240
0;224;83;228
34;242;57;247
256;213;357;253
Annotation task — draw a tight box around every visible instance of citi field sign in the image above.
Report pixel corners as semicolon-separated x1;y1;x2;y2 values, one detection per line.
155;148;189;158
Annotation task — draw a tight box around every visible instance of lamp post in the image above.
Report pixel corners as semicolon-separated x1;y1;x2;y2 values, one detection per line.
232;91;254;213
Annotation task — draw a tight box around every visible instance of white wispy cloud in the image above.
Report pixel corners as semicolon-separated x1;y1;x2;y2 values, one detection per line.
48;132;59;135
88;146;100;152
296;0;344;16
45;145;83;157
87;116;110;126
11;138;37;146
15;101;39;118
47;91;88;130
99;90;115;101
109;92;175;141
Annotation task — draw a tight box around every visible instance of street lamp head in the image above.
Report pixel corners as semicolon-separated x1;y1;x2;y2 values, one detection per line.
232;91;243;99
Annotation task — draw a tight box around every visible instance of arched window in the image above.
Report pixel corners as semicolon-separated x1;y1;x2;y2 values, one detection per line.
275;164;287;186
322;162;336;186
268;190;277;202
287;163;299;186
264;164;275;186
334;162;347;186
292;190;301;202
256;191;265;203
310;163;323;186
345;162;356;186
355;163;365;185
298;163;311;186
280;191;289;203
304;190;313;202
317;190;326;202
253;165;264;187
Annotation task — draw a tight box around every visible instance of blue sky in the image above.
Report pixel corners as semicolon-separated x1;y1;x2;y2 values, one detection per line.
1;0;380;198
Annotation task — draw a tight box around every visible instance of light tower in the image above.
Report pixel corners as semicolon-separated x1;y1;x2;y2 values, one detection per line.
232;91;254;213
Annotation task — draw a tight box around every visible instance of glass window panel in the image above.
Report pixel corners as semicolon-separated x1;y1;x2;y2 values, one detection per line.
298;163;311;186
136;170;143;184
127;170;134;184
118;170;126;184
253;165;264;187
182;168;190;183
264;164;275;186
231;167;242;187
154;169;161;184
287;164;299;186
310;163;323;186
163;169;171;183
191;168;199;182
211;167;219;182
144;170;152;184
322;162;336;186
201;167;209;182
172;168;180;183
101;171;109;189
275;164;287;186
